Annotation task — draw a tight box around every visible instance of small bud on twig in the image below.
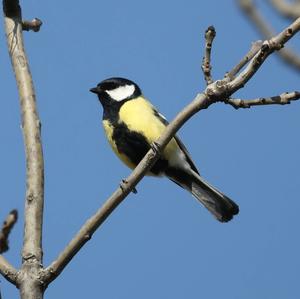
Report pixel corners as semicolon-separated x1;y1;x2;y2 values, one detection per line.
22;18;42;32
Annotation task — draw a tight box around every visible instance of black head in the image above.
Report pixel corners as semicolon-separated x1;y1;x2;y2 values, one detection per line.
90;77;142;105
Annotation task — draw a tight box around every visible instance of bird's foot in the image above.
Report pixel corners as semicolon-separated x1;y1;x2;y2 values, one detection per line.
120;179;138;194
151;141;161;154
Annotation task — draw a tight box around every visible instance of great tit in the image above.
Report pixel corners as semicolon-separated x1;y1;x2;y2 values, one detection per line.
90;77;239;222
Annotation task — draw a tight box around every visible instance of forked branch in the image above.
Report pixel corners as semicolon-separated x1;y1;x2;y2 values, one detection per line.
1;0;300;297
41;17;300;286
238;0;300;71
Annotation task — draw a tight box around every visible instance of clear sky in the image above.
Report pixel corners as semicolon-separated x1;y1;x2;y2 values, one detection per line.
1;1;300;298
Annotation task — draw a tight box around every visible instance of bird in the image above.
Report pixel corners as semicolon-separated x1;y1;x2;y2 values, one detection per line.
90;77;239;222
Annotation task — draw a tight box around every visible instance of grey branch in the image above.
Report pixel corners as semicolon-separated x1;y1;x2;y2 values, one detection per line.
270;0;300;20
238;0;300;71
41;19;300;286
22;18;42;32
42;95;210;286
0;255;18;285
227;19;300;93
0;210;18;254
226;40;263;80
0;211;19;286
201;26;216;85
3;0;45;298
226;91;300;109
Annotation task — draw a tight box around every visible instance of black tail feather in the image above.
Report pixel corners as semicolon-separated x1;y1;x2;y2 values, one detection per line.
166;168;239;222
190;172;239;222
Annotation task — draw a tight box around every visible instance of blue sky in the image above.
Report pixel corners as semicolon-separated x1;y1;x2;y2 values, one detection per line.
1;1;300;298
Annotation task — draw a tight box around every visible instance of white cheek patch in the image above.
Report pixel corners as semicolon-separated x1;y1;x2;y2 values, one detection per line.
105;84;135;102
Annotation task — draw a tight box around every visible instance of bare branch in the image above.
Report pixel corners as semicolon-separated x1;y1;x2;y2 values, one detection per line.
226;40;263;80
227;18;300;93
0;255;18;286
238;0;274;36
277;47;300;70
22;18;42;32
201;26;216;85
42;17;300;286
3;0;44;264
2;0;300;294
270;0;300;19
42;93;210;285
0;210;18;289
0;210;18;254
0;213;18;287
3;0;45;297
238;0;300;71
225;91;300;109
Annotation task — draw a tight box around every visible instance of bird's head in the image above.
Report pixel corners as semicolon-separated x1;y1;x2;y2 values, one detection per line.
90;77;142;105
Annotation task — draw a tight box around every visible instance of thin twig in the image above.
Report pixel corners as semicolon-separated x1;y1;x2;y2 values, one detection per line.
41;17;300;286
238;0;300;71
3;0;45;297
0;210;18;254
22;18;42;32
201;26;216;85
228;18;300;93
226;91;300;109
270;0;300;19
226;40;263;80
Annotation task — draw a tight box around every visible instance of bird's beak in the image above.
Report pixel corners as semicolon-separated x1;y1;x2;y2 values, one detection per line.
89;87;99;94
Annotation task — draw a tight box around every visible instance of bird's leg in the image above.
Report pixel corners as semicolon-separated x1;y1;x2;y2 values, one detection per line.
120;179;138;194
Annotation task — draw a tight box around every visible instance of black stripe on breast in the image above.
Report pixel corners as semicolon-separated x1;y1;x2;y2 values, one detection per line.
112;122;168;175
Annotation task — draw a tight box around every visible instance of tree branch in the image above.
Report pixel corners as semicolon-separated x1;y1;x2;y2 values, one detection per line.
0;255;18;286
3;0;44;298
270;0;300;20
42;94;210;286
42;18;300;286
2;0;300;294
238;0;300;71
225;91;300;109
201;26;216;85
0;210;18;254
0;210;19;292
226;40;263;80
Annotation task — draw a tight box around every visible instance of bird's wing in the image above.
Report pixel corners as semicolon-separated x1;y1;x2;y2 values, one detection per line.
174;136;199;174
151;107;200;175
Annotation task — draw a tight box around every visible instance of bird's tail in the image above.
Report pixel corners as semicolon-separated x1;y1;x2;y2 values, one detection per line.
190;171;239;222
167;169;239;222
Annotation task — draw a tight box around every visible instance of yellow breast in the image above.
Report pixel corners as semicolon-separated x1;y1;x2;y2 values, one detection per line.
119;97;166;142
119;97;180;161
103;96;181;170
